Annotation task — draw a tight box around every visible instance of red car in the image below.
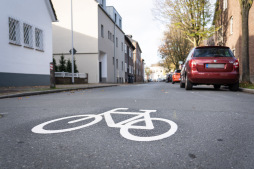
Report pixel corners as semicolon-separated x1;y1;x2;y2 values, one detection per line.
180;46;239;91
172;70;181;84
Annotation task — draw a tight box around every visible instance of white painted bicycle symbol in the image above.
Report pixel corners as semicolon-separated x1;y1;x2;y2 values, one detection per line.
32;108;178;141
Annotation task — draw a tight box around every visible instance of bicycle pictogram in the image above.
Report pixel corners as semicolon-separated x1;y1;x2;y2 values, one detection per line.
32;108;178;141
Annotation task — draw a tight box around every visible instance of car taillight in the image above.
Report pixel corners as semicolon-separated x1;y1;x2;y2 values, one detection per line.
189;59;197;70
233;60;239;71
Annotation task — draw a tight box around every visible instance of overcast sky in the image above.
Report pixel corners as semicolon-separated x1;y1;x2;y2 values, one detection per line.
107;0;217;67
107;0;164;67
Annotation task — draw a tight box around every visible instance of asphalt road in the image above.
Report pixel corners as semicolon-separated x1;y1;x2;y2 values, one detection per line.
0;82;254;169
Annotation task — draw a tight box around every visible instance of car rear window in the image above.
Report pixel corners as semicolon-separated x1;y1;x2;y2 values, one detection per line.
175;70;181;73
193;48;234;57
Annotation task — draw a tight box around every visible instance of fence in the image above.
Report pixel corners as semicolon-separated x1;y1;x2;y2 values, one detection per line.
55;72;87;78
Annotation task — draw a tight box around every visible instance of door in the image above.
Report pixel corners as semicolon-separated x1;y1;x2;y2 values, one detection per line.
99;62;102;82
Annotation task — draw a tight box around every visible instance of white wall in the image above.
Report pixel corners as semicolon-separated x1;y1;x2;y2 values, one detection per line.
52;0;99;42
52;0;99;83
99;53;107;78
98;7;115;82
0;0;53;75
54;54;99;83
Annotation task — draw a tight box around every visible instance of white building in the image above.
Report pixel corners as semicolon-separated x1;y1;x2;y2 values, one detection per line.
149;64;167;81
52;0;125;83
0;0;57;86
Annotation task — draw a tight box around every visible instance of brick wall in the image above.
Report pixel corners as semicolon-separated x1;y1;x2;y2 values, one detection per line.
214;0;254;83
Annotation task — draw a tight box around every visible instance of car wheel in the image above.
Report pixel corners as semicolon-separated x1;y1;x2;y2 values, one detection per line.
172;81;174;84
229;82;239;91
213;85;221;90
185;75;192;90
180;79;185;88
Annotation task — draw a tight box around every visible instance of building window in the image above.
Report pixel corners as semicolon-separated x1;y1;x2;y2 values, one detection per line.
223;0;227;11
23;23;33;48
113;35;115;43
9;17;21;45
129;49;131;57
230;16;233;35
116;59;118;69
35;28;43;51
101;24;104;38
125;63;127;72
121;42;123;51
116;37;118;47
122;61;123;70
119;19;122;28
124;44;127;53
101;0;104;7
232;48;236;56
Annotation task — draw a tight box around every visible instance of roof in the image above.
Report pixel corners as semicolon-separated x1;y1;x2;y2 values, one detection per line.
195;46;230;49
125;35;136;50
46;0;58;22
126;35;142;53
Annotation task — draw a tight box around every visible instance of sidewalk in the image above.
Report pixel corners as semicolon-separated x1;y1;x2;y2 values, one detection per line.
0;84;119;99
239;87;254;94
0;83;253;99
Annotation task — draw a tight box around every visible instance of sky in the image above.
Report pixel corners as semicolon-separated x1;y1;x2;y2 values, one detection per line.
106;0;164;67
106;0;217;67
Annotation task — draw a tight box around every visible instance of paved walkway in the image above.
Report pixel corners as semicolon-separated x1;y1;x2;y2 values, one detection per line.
0;84;119;99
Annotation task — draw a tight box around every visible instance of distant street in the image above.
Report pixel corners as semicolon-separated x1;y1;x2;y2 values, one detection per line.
0;83;254;169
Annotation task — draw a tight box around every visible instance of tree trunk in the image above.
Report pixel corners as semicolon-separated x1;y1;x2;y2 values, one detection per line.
241;8;250;83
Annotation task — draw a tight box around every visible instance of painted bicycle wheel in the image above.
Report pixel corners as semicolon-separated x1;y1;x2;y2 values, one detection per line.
32;114;102;134
120;118;177;141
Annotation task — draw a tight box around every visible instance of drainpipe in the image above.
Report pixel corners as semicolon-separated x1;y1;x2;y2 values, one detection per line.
127;44;129;83
113;19;116;83
71;0;74;84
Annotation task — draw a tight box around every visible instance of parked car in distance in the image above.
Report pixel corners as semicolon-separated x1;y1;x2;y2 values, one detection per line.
172;70;181;84
166;74;172;83
180;46;239;91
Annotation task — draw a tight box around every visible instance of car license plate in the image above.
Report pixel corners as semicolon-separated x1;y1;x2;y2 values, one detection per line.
206;64;224;68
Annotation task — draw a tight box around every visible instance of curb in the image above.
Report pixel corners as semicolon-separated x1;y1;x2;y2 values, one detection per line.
0;85;118;99
239;88;254;94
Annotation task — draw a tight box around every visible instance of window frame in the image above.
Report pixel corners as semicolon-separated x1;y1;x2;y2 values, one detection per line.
35;28;44;51
223;0;227;11
23;23;33;48
9;17;21;45
230;16;233;35
101;24;104;38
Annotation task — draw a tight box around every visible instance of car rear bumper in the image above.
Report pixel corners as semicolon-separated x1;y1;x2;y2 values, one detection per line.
173;76;181;82
188;71;239;85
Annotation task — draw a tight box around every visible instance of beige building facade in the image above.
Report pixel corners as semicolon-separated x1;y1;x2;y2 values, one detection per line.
52;0;125;83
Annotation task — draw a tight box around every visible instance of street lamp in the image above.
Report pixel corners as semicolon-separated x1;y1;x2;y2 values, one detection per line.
71;0;74;84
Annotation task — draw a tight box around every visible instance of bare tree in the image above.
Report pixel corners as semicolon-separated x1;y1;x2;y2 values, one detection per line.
239;0;253;83
158;25;193;69
154;0;216;47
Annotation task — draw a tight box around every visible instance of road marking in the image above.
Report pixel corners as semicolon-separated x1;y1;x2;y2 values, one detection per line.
120;118;178;141
32;108;178;141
